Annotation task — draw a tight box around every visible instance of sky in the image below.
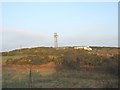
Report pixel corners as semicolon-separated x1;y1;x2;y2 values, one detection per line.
1;2;118;52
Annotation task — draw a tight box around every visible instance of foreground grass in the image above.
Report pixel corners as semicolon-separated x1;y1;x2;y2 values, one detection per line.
2;68;118;88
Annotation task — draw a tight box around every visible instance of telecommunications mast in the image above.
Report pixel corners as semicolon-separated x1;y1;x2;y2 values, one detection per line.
54;32;58;48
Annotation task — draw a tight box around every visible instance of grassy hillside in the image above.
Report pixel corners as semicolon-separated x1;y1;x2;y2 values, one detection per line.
2;46;119;88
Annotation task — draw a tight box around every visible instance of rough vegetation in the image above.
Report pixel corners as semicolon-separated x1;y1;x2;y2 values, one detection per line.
2;46;119;88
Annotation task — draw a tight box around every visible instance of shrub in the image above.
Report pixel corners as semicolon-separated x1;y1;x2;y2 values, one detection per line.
62;51;80;70
102;55;118;75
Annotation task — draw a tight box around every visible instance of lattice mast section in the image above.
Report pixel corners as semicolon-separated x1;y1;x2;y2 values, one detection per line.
54;32;58;48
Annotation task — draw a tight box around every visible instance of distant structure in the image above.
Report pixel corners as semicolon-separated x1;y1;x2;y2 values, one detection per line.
54;32;58;48
74;46;92;51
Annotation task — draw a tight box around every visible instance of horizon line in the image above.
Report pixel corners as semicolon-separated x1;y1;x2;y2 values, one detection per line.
1;45;119;52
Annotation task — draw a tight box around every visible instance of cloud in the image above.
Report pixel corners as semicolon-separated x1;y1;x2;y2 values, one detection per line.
2;28;118;52
2;29;53;51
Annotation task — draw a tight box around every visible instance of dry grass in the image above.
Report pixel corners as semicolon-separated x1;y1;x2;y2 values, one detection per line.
2;62;118;88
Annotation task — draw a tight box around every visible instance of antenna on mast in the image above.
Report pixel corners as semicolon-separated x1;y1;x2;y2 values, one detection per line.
54;32;58;48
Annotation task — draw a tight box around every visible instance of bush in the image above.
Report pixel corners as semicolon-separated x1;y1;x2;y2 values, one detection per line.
5;55;50;65
62;51;80;70
102;55;118;75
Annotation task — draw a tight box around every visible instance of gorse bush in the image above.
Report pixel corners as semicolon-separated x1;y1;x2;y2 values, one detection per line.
6;56;50;65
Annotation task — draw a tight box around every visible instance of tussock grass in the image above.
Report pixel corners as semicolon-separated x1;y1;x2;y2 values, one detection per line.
2;67;118;88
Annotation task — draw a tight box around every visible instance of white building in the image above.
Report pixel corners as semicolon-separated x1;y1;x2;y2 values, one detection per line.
74;46;92;51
